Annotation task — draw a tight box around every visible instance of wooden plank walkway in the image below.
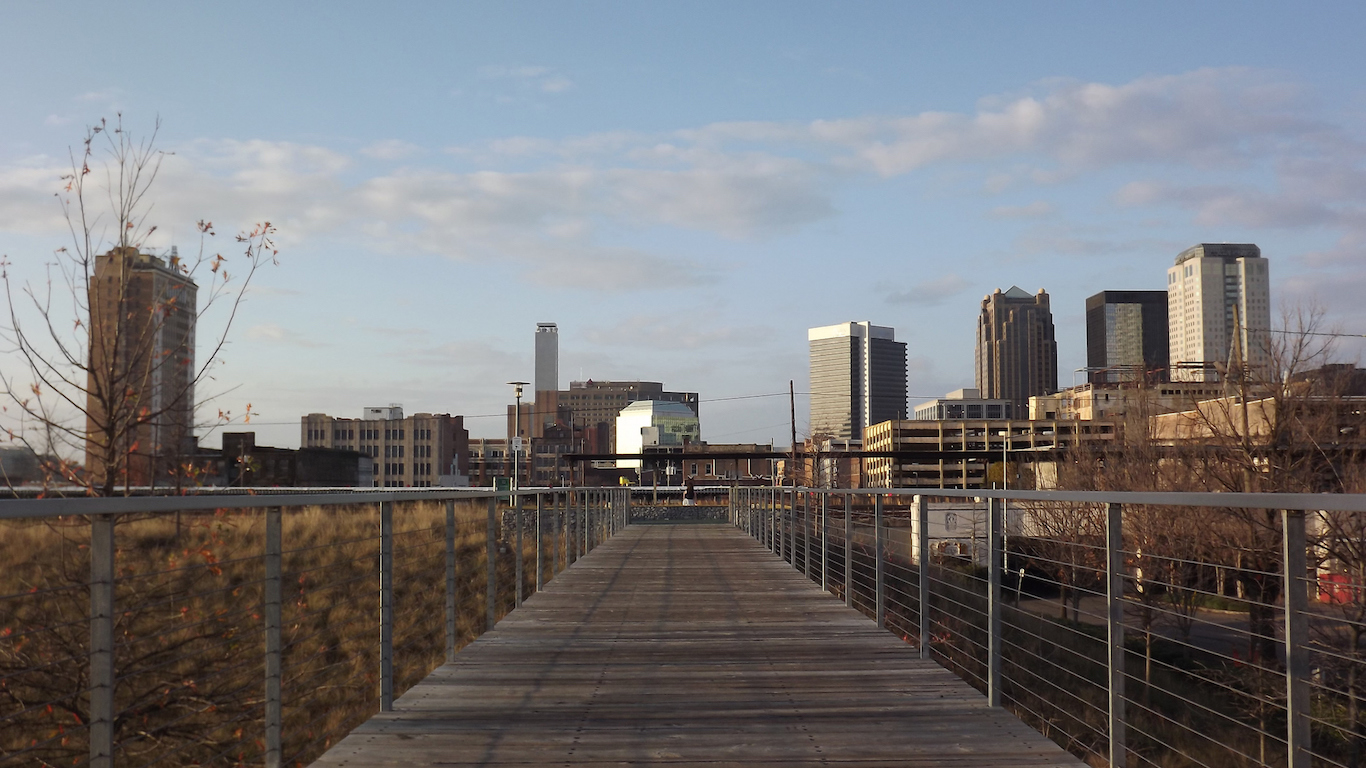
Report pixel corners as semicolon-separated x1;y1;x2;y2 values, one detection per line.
311;523;1083;767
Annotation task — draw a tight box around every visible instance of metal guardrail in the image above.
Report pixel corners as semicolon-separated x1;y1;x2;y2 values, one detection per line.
0;487;630;768
729;486;1366;768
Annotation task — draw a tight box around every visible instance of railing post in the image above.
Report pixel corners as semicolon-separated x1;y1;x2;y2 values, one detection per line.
788;490;795;565
1106;502;1127;768
264;507;283;768
486;496;497;632
987;496;1002;708
773;489;779;554
1284;509;1311;768
379;501;394;711
445;500;456;662
567;491;576;565
515;494;524;608
844;494;853;608
89;514;115;768
821;492;829;592
549;492;559;576
535;493;544;592
804;491;812;580
875;494;885;627
916;494;930;659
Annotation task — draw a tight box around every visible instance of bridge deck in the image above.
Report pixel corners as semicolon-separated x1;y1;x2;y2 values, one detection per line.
311;523;1082;767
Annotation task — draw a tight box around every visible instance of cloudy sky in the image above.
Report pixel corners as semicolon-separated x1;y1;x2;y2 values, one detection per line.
2;1;1364;449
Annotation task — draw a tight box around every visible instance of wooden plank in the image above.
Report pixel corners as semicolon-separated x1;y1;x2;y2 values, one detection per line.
310;523;1083;767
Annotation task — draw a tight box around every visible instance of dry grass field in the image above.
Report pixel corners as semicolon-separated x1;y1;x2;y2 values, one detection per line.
0;499;557;767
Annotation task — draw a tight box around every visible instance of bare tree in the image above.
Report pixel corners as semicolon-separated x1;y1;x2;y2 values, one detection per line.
0;116;276;495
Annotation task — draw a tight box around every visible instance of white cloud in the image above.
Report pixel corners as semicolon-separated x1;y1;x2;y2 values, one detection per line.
246;323;325;348
477;64;574;96
359;139;422;161
5;67;1363;300
884;275;971;306
540;75;574;93
988;201;1054;219
583;316;772;350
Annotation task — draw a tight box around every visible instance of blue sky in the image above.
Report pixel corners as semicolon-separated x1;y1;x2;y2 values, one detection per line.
3;2;1365;449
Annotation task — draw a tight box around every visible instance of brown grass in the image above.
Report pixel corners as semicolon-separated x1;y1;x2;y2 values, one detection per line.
0;499;554;767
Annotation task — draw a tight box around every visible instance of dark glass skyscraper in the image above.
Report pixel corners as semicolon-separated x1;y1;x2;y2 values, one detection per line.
1085;290;1169;383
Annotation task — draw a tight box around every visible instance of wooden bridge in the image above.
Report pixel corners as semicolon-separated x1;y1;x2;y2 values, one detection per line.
312;521;1081;767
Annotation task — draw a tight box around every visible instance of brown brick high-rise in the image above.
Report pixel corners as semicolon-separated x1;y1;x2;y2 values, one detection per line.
86;246;198;490
975;287;1057;414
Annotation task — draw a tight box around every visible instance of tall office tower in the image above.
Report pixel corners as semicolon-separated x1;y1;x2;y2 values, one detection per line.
808;322;907;441
86;246;198;487
975;287;1058;413
533;323;559;429
1085;291;1170;383
1167;244;1271;383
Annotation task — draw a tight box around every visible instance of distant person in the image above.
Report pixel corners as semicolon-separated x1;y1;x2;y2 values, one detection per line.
683;477;696;506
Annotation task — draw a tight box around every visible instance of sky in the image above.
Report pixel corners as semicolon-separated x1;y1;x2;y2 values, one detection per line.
2;1;1365;450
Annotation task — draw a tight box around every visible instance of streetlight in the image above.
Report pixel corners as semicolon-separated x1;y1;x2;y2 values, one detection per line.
998;428;1009;490
508;381;529;491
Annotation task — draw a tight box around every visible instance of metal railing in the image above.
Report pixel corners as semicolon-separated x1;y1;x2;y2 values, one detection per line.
731;486;1366;768
0;487;631;768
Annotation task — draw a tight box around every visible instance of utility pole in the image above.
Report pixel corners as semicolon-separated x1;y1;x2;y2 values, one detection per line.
789;380;798;487
508;381;529;491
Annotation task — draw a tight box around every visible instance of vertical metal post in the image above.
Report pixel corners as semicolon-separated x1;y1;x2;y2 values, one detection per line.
916;494;930;659
771;490;777;553
987;497;1003;708
1106;502;1127;768
821;492;829;592
445;500;456;662
486;496;497;632
583;491;590;554
623;485;631;527
787;490;795;565
514;494;524;608
552;492;561;574
1284;509;1311;768
875;494;885;627
844;494;853;608
803;491;812;580
379;501;394;711
535;494;544;592
569;490;577;565
264;507;283;768
89;514;115;768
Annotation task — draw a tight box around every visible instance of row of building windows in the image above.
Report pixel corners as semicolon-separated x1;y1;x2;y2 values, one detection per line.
380;462;435;476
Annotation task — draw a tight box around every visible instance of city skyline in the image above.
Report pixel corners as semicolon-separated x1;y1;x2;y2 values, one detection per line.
2;3;1364;450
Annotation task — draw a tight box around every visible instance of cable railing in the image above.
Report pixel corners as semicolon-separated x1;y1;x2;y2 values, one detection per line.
0;487;630;768
730;485;1366;768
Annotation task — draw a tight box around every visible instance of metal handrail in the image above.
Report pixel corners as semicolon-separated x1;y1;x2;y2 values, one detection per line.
0;486;633;768
728;485;1366;768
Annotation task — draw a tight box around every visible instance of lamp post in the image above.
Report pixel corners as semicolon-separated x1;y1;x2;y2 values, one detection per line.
508;381;529;491
998;428;1009;490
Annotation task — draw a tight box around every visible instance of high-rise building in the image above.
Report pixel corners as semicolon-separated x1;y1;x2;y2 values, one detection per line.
1167;244;1271;383
534;323;558;396
1085;291;1169;383
808;322;907;441
86;246;198;487
975;287;1058;413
